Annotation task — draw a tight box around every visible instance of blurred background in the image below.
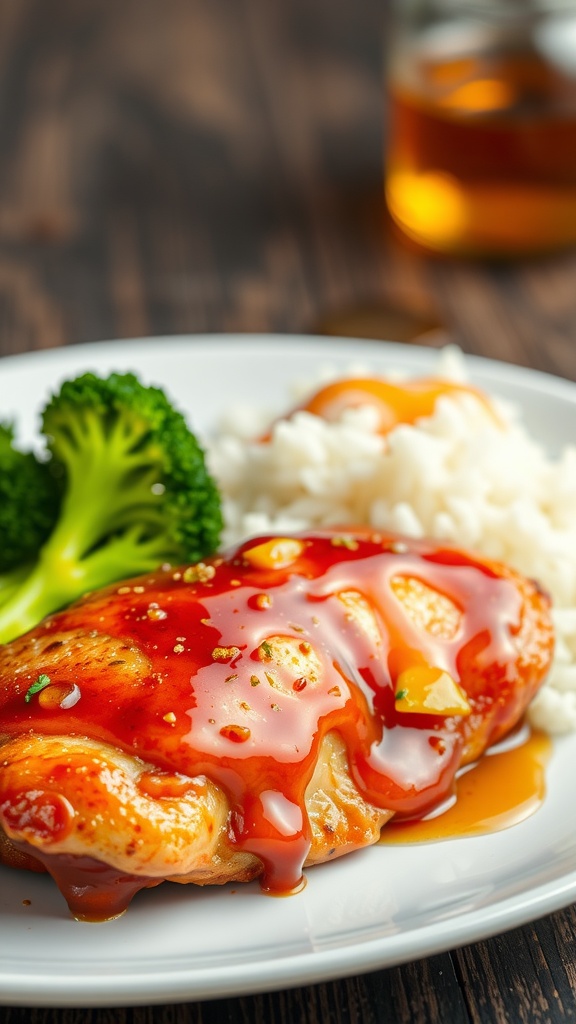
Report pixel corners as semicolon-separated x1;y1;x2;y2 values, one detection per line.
0;0;385;347
0;0;574;373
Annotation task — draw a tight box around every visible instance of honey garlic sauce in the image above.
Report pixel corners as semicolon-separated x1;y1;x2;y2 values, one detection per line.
381;725;552;843
0;530;554;900
7;845;161;922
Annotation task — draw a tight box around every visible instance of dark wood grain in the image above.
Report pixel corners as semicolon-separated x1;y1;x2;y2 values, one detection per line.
453;907;576;1024
1;1;576;1021
1;0;575;369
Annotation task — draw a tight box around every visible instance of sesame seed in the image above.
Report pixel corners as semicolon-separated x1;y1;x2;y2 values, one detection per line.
183;563;216;584
212;646;241;661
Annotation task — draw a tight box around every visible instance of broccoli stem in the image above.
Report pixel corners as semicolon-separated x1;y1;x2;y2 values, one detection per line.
0;423;174;643
0;528;171;642
0;564;33;610
0;559;66;641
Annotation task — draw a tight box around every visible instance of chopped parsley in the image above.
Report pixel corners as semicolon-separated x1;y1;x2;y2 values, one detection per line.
24;673;52;703
395;688;408;702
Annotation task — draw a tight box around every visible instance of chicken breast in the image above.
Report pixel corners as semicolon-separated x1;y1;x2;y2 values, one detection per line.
0;530;554;920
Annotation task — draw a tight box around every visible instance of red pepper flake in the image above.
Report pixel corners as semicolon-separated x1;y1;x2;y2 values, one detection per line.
225;673;239;683
429;735;446;755
293;677;308;691
328;686;341;697
254;593;272;610
298;641;312;655
219;724;251;743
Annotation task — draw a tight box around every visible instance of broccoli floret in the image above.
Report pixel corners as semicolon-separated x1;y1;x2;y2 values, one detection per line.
0;372;223;643
0;421;61;573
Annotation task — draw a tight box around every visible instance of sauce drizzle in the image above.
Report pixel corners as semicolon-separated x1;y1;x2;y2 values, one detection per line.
381;725;551;844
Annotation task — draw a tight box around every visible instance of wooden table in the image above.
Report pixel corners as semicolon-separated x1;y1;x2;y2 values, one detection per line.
1;2;576;1021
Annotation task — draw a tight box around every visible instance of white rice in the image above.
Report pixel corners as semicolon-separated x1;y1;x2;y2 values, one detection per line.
207;347;576;734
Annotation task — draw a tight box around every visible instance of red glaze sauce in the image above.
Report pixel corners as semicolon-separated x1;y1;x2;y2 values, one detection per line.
0;530;552;912
7;845;161;922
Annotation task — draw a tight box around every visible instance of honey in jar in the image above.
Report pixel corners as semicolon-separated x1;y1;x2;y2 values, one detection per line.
385;3;576;257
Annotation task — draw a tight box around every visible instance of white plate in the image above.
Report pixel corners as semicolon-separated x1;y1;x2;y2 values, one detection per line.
1;333;575;1009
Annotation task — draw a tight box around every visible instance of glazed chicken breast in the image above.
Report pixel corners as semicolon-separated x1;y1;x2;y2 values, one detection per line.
0;530;553;921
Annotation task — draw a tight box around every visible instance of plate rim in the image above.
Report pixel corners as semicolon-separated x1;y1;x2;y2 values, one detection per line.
1;330;575;400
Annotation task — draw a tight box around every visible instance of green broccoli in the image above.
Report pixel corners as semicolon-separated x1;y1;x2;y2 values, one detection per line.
0;421;62;581
0;563;34;611
0;371;223;643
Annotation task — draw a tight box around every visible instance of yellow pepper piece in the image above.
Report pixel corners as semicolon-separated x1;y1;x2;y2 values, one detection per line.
243;537;305;571
395;665;471;717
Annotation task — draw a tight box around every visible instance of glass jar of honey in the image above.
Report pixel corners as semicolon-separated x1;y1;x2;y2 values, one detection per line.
385;0;576;257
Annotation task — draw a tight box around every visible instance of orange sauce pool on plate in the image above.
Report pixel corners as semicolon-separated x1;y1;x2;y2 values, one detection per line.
380;726;551;844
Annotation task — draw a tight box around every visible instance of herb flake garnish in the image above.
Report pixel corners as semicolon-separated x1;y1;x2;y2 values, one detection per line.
24;673;52;703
